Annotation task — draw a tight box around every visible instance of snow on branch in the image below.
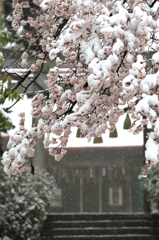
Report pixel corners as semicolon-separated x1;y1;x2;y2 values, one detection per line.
1;0;159;175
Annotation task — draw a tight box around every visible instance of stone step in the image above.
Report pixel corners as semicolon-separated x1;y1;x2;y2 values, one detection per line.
41;234;159;240
46;213;157;221
43;219;152;228
41;213;159;240
48;227;159;236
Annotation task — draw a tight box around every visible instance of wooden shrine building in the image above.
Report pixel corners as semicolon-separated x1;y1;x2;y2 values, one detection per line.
45;146;145;213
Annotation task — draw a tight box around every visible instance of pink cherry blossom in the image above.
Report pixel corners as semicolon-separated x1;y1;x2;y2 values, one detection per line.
3;0;159;175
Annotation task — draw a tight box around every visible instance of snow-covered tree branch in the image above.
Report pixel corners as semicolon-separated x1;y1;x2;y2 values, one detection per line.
1;0;159;175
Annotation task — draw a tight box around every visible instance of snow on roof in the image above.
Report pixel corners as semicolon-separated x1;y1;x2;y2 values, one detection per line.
1;68;34;77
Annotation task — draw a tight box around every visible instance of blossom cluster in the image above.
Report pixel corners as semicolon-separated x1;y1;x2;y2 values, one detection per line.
3;0;159;174
2;113;36;174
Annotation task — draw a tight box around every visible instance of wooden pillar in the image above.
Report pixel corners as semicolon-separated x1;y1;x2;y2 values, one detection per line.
79;171;83;212
128;170;132;213
98;172;102;212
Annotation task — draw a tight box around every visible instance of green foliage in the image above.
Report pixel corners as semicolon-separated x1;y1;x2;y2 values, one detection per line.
142;165;159;210
0;30;12;48
0;74;20;131
0;165;56;240
0;52;3;67
0;75;20;104
0;110;12;131
0;0;12;51
0;0;20;132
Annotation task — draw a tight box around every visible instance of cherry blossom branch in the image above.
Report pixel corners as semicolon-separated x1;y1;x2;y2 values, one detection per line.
149;0;158;8
2;0;159;175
